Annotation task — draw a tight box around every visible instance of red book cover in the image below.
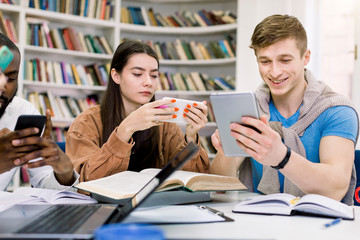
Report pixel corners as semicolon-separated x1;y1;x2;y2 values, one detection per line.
62;28;75;50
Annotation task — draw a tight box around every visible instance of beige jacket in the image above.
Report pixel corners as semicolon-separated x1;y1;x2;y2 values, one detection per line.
66;106;209;182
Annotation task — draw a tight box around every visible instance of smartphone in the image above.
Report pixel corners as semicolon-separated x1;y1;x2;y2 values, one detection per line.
159;97;205;124
14;115;47;137
0;45;14;72
210;92;260;157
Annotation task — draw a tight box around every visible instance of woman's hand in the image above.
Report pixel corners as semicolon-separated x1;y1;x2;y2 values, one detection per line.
184;101;208;143
117;98;180;143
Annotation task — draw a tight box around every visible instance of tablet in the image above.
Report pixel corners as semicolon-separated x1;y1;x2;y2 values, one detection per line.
210;92;260;157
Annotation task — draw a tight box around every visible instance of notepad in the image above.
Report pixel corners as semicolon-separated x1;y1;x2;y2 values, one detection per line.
123;205;233;224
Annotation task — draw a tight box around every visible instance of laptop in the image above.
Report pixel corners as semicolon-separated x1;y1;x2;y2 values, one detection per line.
0;142;199;239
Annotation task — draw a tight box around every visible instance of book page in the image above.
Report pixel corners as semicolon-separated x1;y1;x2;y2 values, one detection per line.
140;168;201;184
233;193;296;216
293;194;354;219
12;187;97;205
140;168;246;191
75;171;155;199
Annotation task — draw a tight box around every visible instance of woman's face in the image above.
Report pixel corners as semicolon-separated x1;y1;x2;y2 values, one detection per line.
112;53;159;109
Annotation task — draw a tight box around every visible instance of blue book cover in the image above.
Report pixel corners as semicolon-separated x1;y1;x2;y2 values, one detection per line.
33;24;39;46
84;0;89;17
197;11;212;26
218;40;230;58
60;62;69;84
48;0;56;12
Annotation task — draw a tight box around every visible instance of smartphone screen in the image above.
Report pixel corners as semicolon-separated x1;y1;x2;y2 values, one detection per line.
14;115;47;137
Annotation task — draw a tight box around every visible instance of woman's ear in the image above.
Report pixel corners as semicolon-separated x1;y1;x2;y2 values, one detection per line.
111;68;120;84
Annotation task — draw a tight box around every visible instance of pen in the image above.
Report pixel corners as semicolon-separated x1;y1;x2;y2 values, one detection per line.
198;205;224;216
324;218;342;228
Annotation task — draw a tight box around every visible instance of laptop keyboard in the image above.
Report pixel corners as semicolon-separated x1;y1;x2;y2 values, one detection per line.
17;205;101;234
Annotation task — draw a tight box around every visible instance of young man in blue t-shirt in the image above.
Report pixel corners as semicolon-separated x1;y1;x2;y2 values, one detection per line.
210;14;358;205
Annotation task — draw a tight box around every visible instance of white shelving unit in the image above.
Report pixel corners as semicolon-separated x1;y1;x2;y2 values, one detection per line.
1;0;238;187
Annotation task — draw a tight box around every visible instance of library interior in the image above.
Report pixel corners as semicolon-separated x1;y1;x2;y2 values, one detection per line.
0;0;360;239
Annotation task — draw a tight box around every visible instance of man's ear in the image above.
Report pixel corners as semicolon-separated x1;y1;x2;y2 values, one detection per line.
304;49;311;66
111;68;120;84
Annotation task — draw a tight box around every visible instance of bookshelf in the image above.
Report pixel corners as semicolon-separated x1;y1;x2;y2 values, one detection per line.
1;0;238;188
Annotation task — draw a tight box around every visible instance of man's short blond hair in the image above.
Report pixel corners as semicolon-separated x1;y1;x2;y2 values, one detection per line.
250;14;307;56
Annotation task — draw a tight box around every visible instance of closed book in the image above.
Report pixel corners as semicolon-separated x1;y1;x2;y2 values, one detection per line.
66;27;82;51
42;21;53;48
193;12;208;27
140;6;151;26
49;29;65;49
147;8;158;26
197;10;213;26
64;63;75;84
62;28;75;50
120;7;130;23
0;11;11;39
5;18;17;43
71;64;82;85
190;72;207;91
165;72;176;90
167;16;181;27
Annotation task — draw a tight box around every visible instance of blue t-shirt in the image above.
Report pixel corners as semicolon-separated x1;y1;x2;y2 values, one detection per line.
251;101;358;193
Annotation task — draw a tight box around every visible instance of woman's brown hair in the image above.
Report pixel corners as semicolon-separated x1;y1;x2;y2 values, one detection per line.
100;40;160;171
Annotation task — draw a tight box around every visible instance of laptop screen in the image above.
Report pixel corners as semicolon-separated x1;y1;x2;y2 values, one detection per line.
109;142;199;223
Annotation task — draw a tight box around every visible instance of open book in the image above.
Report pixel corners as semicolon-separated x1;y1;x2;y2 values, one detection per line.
232;193;354;220
11;187;98;205
75;168;246;203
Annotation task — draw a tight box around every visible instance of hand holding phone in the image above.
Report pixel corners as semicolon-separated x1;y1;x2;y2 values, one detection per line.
159;97;205;124
14;115;47;137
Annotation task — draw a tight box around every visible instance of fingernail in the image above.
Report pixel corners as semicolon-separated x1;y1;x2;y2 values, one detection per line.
184;108;189;113
13;159;21;166
193;103;198;106
183;113;186;117
186;104;191;108
172;114;177;118
12;139;20;146
175;107;179;111
34;128;39;133
171;99;176;103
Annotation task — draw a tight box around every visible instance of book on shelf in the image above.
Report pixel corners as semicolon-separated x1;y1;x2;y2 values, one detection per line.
121;7;237;27
147;8;158;26
0;11;16;43
75;168;246;204
29;0;114;20
233;193;354;220
0;0;14;5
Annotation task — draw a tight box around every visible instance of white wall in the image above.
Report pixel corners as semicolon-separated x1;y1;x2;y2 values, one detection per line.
236;0;321;92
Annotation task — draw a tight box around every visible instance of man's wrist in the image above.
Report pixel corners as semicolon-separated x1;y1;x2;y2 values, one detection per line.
271;146;291;170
